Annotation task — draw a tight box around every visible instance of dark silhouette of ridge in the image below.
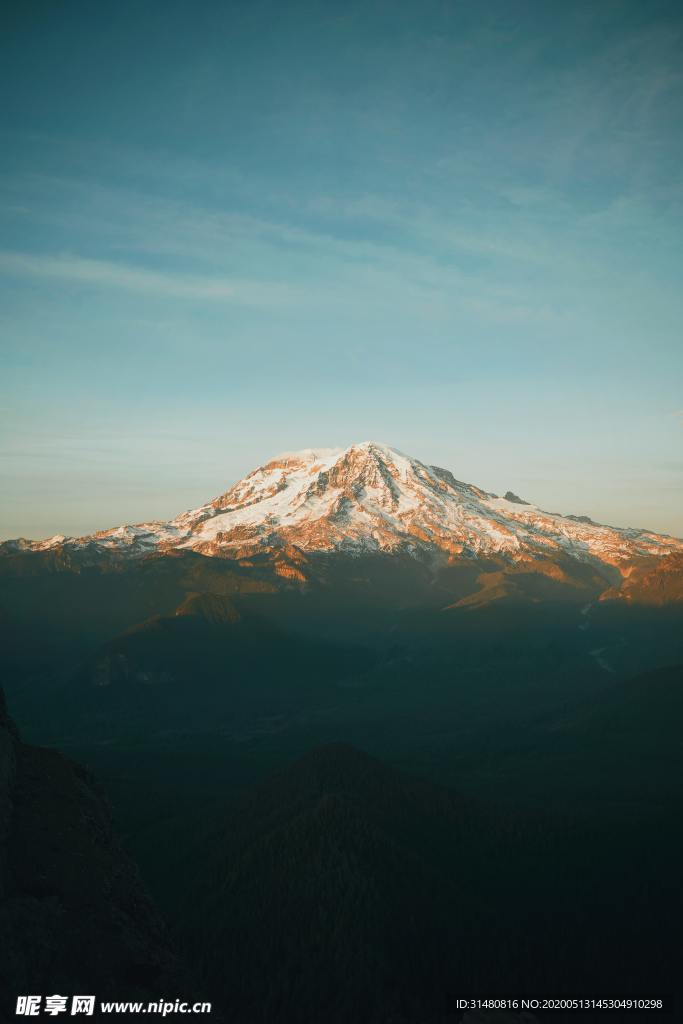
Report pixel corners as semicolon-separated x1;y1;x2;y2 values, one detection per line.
150;742;681;1024
0;689;184;1019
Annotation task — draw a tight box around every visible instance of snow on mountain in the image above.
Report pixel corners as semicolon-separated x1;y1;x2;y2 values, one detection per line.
4;442;682;571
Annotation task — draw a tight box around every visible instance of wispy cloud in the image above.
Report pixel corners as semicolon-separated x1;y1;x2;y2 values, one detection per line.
2;163;678;308
0;181;565;329
0;249;244;301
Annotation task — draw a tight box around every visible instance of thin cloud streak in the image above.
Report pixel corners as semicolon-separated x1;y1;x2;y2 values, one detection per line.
0;249;293;304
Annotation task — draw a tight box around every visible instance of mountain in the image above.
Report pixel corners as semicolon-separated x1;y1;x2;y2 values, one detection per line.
2;442;681;609
1;441;682;756
2;446;682;1020
35;594;375;745
154;743;680;1024
0;688;185;1018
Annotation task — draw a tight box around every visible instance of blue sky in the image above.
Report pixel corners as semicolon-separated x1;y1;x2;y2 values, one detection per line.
1;0;682;539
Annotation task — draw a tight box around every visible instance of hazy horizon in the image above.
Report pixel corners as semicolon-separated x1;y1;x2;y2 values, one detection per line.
2;0;682;540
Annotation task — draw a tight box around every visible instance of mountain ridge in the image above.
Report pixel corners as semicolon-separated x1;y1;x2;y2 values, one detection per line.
3;443;681;577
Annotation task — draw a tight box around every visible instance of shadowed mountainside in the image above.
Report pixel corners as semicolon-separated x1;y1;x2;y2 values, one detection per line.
144;743;681;1024
0;689;184;1020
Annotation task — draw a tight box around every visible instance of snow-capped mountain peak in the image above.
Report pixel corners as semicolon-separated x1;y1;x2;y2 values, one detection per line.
172;442;497;556
3;442;682;573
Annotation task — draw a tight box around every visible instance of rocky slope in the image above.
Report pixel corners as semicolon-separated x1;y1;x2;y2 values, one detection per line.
0;689;181;1018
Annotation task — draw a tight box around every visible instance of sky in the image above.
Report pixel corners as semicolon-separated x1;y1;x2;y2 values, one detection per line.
1;0;682;540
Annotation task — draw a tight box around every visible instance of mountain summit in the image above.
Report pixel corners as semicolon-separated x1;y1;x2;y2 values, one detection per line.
3;442;681;574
